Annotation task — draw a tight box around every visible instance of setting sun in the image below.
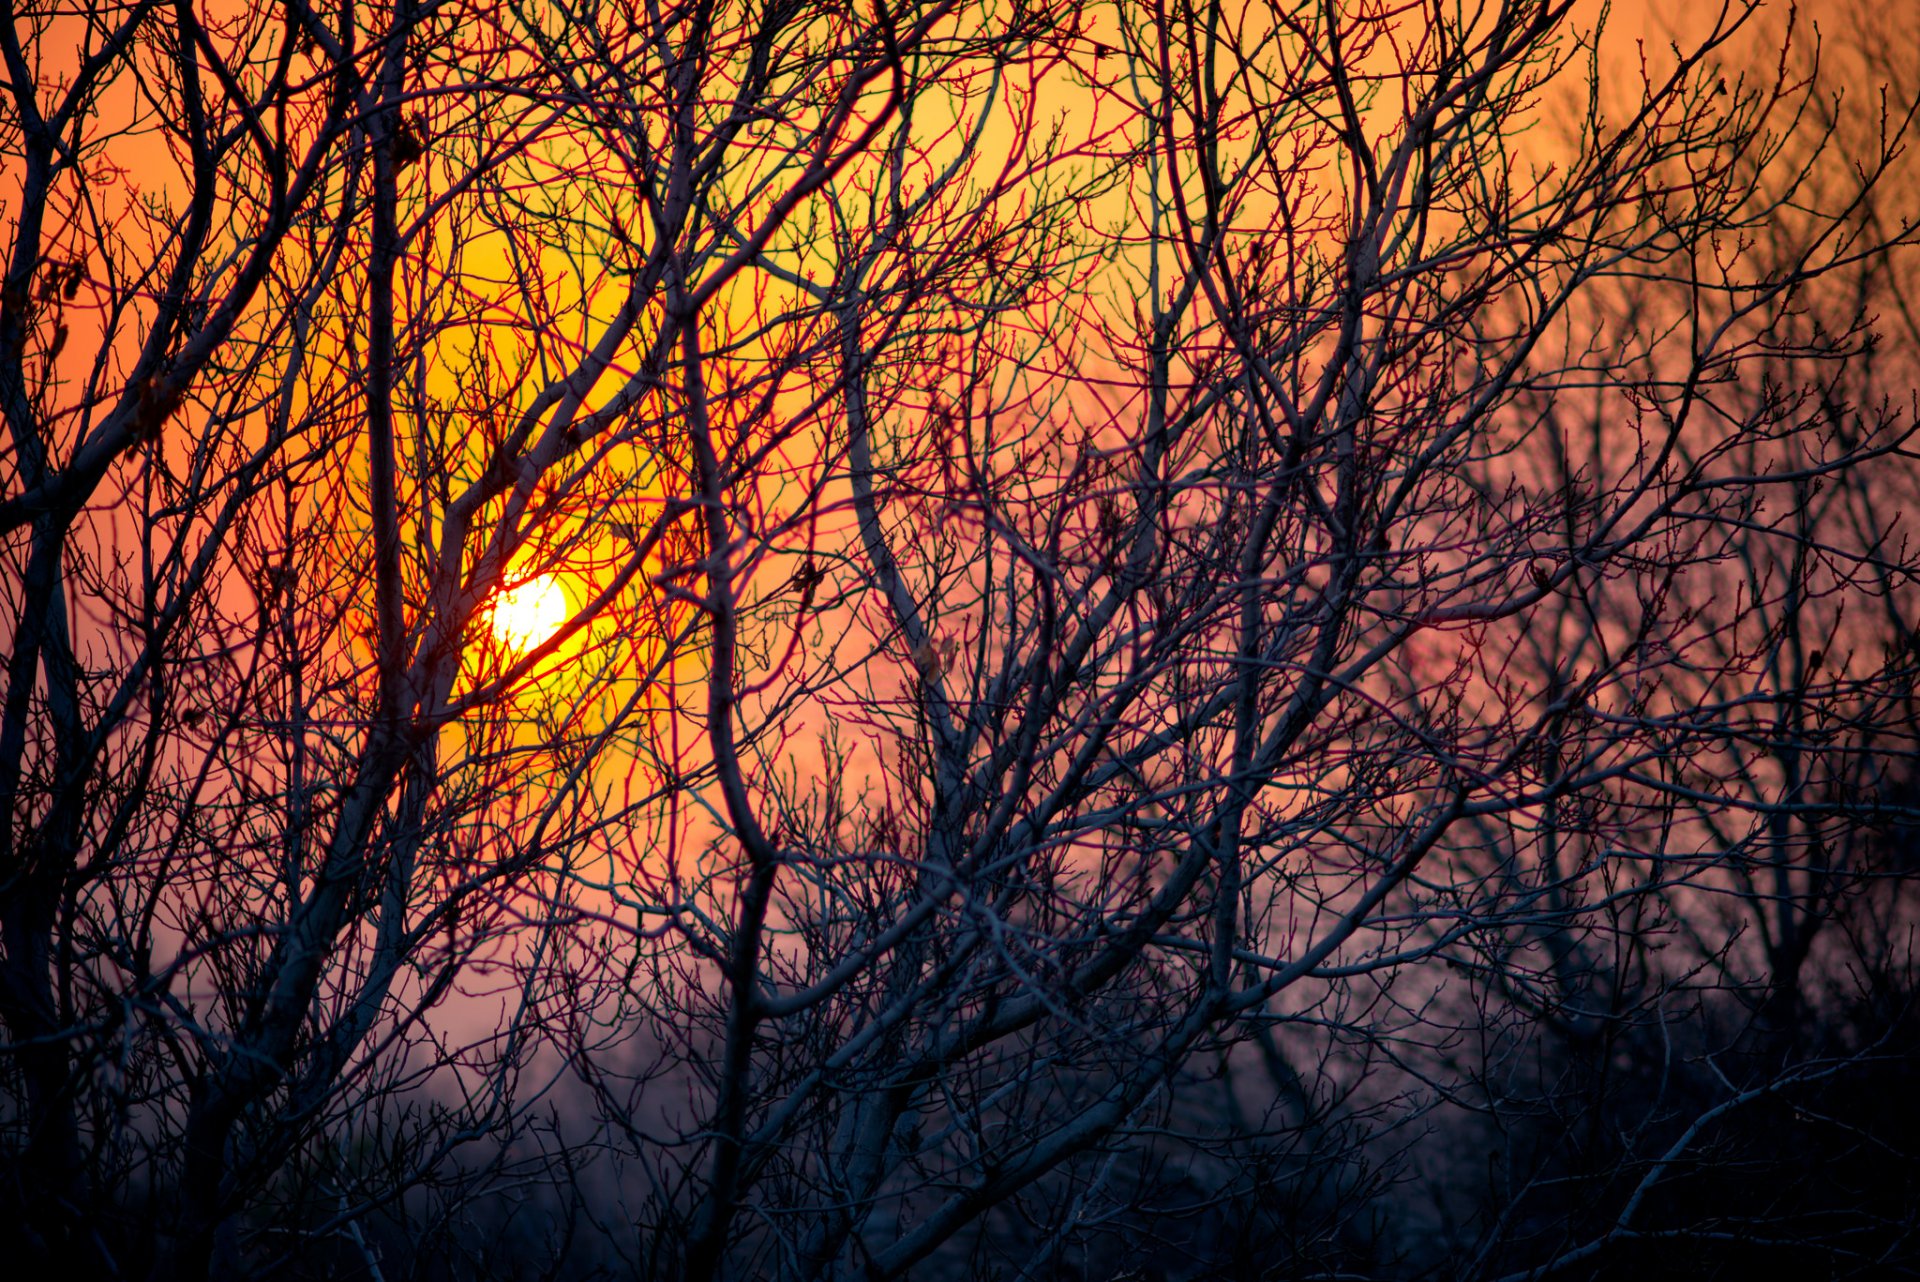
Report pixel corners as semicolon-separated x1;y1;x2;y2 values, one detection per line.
489;575;569;652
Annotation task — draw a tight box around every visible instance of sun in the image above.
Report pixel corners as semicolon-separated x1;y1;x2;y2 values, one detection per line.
489;575;570;653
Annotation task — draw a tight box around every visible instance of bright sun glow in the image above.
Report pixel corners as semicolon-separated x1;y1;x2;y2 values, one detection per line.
489;575;569;653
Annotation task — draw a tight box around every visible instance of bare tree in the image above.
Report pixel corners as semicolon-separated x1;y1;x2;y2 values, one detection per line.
1419;14;1920;1275
5;0;1918;1278
550;0;1920;1277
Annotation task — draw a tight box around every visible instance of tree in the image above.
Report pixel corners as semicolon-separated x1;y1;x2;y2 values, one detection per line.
1421;13;1920;1275
3;0;1916;1277
567;0;1920;1276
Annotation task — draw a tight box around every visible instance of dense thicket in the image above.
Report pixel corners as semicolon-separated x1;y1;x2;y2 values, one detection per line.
2;0;1916;1276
